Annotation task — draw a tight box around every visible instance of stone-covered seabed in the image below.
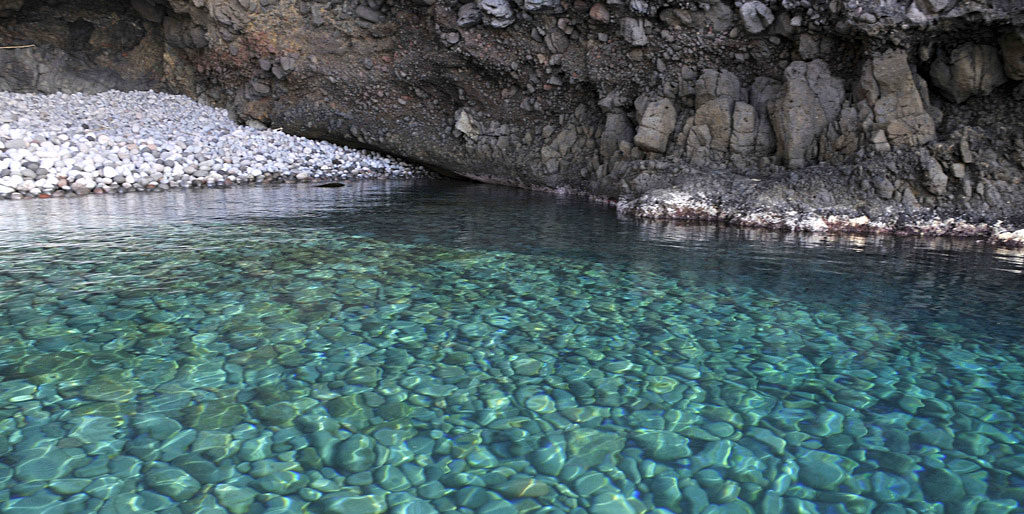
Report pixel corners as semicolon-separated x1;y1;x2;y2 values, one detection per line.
1;183;1023;513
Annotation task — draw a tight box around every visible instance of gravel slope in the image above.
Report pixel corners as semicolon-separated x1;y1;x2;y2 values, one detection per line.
0;90;427;199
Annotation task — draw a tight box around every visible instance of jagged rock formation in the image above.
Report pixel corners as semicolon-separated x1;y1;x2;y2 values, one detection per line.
930;43;1007;104
2;0;1024;232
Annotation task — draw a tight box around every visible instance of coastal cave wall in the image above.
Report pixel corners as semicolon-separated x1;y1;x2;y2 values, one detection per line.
2;0;1024;228
0;0;168;93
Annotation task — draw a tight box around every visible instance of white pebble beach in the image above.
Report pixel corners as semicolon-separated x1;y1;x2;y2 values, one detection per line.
0;90;428;199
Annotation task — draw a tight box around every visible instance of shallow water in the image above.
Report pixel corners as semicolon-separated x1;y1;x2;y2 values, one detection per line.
1;181;1023;514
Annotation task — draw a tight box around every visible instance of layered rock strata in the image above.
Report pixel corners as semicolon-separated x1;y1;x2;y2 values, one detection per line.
2;0;1024;237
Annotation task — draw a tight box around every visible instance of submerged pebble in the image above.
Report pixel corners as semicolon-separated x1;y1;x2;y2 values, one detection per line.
0;185;1023;513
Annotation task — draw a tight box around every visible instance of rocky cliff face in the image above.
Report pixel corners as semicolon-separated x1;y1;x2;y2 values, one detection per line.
3;0;1024;232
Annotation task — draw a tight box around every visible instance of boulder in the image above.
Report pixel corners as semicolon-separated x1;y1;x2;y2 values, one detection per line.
541;126;579;164
906;3;929;25
729;101;756;157
523;0;560;11
798;34;821;60
477;0;514;28
683;123;712;166
856;49;935;147
770;60;844;167
748;77;782;157
695;69;744;107
677;66;699;105
831;105;861;157
684;72;778;166
634;98;677;153
598;90;631;112
455;110;481;140
929;44;1007;103
797;34;836;61
922;152;948;195
622;18;648;47
209;0;252;31
589;3;610;23
693;96;734;154
457;3;482;27
1000;29;1024;81
739;2;774;34
355;6;384;23
692;1;735;33
915;0;951;14
600;113;635;160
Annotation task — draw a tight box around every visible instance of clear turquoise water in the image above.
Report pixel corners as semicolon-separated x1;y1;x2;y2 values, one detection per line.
1;181;1023;514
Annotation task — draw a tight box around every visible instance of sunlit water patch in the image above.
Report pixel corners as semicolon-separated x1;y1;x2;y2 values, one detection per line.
1;181;1023;514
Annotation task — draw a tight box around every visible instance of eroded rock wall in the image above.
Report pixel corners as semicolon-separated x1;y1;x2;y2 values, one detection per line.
0;0;166;93
3;0;1024;227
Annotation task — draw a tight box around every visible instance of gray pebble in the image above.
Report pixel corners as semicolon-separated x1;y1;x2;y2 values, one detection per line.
144;465;201;501
213;484;258;514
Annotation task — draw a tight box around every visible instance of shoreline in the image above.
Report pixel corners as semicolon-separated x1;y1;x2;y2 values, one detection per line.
6;162;1024;252
614;189;1024;250
0;174;435;201
485;180;1024;251
4;89;1022;250
0;90;429;200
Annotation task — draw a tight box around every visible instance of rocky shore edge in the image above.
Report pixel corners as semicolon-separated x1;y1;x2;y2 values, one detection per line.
4;89;1022;249
0;90;428;201
616;189;1024;249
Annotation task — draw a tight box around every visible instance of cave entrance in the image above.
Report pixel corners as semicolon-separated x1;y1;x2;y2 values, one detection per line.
0;0;176;94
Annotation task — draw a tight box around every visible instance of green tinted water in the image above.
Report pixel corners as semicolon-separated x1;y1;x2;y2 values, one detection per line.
1;181;1023;513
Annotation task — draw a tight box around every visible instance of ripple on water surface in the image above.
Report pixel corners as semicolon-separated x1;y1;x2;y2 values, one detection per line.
1;181;1023;513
